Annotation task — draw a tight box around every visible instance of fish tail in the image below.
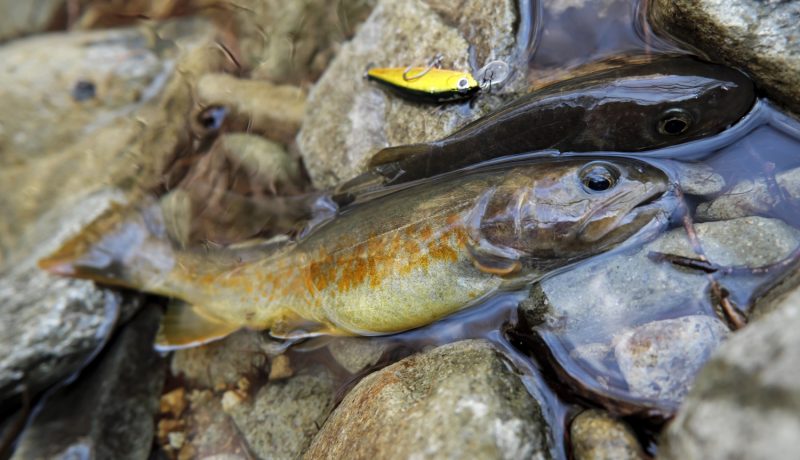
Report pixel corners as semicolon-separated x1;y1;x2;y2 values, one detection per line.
368;142;435;168
38;197;175;292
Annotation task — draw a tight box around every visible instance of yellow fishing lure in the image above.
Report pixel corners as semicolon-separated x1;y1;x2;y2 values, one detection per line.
367;66;480;102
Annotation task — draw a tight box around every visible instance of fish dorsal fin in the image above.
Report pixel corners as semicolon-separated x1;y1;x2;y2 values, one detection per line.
155;301;240;351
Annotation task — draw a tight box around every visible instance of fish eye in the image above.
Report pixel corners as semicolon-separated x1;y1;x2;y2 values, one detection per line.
579;163;619;193
657;108;693;136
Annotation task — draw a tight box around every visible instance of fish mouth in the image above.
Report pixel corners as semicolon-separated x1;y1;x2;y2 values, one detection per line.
579;180;672;243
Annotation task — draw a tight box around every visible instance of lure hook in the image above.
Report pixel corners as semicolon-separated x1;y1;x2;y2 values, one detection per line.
402;53;444;81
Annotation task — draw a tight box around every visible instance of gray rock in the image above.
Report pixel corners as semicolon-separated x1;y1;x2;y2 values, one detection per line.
523;217;800;408
613;316;729;404
0;268;126;403
12;306;165;460
327;337;390;374
171;330;271;389
227;366;336;459
649;0;800;115
659;290;800;460
296;0;522;188
570;409;645;460
697;166;800;221
672;162;726;196
304;340;551;459
0;0;64;42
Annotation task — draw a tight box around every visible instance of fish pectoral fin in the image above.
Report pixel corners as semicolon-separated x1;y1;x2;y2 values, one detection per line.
155;301;240;351
466;238;522;276
269;311;349;340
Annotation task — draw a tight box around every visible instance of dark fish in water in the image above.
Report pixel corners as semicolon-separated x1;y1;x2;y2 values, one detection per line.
40;157;675;349
368;56;754;186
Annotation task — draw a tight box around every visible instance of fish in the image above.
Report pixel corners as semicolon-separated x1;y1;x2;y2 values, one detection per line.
39;157;675;350
366;56;755;186
366;66;480;103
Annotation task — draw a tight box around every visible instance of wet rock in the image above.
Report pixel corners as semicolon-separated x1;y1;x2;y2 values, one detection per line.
659;290;800;460
171;330;271;389
229;0;377;84
672;161;726;196
327;337;390;374
0;0;64;42
649;0;800;115
227;366;336;459
297;0;522;188
304;340;551;459
570;409;645;460
12;307;165;460
697;166;800;221
522;217;800;407
195;74;307;144
163;389;245;459
0;268;127;403
614;316;729;403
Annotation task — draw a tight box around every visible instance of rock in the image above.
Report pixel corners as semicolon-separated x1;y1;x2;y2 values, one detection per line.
0;267;129;403
170;330;271;389
671;161;726;196
268;354;293;380
659;290;800;460
304;340;551;459
162;389;244;459
11;307;165;460
195;74;307;144
649;0;800;115
521;217;800;409
613;316;729;404
230;0;377;84
327;337;390;374
227;366;337;459
297;0;523;188
0;19;221;267
697;166;800;221
570;409;645;460
0;0;64;42
0;26;165;166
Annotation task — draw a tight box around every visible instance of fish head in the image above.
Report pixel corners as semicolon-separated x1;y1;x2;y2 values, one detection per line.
476;158;675;264
572;57;755;151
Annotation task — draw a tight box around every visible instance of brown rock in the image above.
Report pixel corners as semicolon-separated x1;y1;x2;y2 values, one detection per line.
304;340;551;459
570;409;645;460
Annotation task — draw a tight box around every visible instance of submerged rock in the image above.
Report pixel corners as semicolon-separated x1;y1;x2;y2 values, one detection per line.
696;166;800;221
304;340;551;459
297;0;522;188
12;307;165;460
227;366;336;459
521;216;800;409
570;409;646;460
613;315;729;403
327;337;390;374
660;288;800;460
649;0;800;115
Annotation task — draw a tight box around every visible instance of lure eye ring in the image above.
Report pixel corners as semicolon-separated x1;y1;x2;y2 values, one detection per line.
457;77;470;92
579;162;620;193
657;108;693;136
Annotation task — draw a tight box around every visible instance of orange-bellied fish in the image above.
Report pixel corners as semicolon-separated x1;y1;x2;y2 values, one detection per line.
39;157;675;350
